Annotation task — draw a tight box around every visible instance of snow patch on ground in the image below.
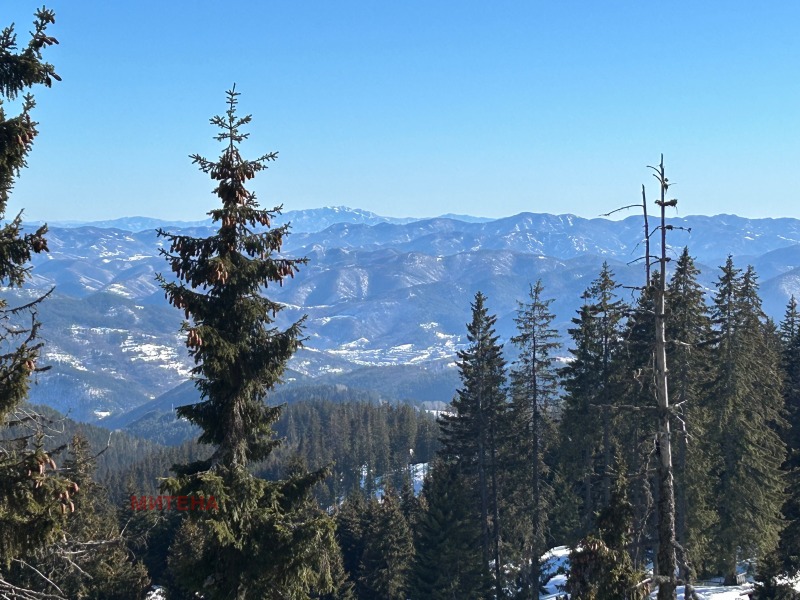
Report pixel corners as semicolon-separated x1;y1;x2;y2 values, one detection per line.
105;283;134;298
120;336;192;377
326;340;465;366
538;546;793;599
44;348;88;371
409;462;429;495
145;586;166;600
541;546;570;599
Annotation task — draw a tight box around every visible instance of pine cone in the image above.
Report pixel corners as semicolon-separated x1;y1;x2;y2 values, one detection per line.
31;236;48;252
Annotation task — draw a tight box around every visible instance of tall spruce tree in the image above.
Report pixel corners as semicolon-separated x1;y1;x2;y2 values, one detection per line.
438;291;507;597
559;263;627;536
708;259;786;583
508;280;560;597
755;296;800;598
776;296;800;575
158;88;343;599
666;248;718;579
611;277;657;569
0;11;81;598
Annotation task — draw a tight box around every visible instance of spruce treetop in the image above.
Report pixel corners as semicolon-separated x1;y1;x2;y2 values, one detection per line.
157;86;307;469
0;6;60;208
157;90;344;600
781;296;799;345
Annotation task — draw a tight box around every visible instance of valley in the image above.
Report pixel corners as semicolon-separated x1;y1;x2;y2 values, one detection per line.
11;206;800;425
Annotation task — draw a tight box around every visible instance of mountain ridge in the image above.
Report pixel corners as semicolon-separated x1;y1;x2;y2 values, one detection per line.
8;206;800;424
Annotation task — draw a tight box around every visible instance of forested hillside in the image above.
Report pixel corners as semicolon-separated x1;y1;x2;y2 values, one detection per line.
15;208;800;424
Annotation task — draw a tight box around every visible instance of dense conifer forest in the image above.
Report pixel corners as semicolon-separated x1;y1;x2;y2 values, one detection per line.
2;7;800;600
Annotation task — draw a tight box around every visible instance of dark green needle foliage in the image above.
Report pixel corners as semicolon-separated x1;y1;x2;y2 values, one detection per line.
565;457;647;600
708;259;786;584
9;435;150;600
0;5;58;423
357;487;413;600
412;460;489;600
336;490;370;588
438;291;508;596
156;88;307;470
773;296;800;577
666;248;718;577
558;263;627;538
158;88;342;599
0;9;81;586
507;279;560;596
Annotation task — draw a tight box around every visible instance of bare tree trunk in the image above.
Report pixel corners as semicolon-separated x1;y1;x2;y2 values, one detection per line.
601;322;612;509
531;386;542;598
490;423;503;599
602;406;612;507
478;416;490;569
582;448;593;533
675;428;688;580
653;156;677;600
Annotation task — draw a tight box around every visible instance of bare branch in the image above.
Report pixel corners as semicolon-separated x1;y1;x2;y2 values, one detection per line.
0;577;66;600
599;204;642;217
10;560;64;598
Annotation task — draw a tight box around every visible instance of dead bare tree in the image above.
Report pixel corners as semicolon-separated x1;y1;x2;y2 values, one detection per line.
650;157;678;600
606;155;700;600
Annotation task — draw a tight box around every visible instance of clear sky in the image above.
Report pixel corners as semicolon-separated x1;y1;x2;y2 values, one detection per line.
6;1;800;222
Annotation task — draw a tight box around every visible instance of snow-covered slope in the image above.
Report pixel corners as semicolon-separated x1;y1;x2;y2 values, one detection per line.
11;208;800;422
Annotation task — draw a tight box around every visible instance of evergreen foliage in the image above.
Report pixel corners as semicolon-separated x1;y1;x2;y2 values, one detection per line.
335;488;414;600
357;488;413;600
565;457;648;600
754;550;800;600
9;435;149;599
438;291;508;596
157;88;342;599
336;490;370;590
666;248;718;578
507;280;560;596
0;6;55;296
0;9;54;416
708;258;787;583
156;88;307;470
260;399;438;505
777;296;800;575
610;276;657;569
559;263;628;537
0;11;83;594
411;460;489;599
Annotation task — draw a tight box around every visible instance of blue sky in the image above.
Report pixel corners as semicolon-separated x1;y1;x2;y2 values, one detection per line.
7;1;800;222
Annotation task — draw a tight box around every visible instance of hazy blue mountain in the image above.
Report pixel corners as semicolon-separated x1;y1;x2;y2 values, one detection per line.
28;206;493;235
275;206;419;231
46;217;214;231
435;213;494;223
10;207;800;425
37;206;422;233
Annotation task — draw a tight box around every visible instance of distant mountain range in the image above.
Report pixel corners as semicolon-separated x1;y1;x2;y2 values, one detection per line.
26;206;494;233
9;206;800;425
